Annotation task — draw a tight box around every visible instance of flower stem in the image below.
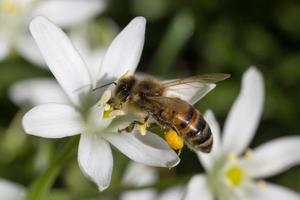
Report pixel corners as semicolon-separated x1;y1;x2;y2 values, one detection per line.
25;136;79;200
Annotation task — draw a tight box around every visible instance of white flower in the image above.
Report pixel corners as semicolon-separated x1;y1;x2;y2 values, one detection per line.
184;67;300;200
0;0;106;65
9;23;110;107
0;179;25;200
121;162;184;200
22;16;180;191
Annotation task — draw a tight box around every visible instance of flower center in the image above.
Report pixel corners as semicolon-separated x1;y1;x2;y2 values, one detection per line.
98;90;125;119
103;106;113;119
225;166;245;187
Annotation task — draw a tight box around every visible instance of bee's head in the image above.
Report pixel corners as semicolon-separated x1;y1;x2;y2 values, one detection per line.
111;76;136;106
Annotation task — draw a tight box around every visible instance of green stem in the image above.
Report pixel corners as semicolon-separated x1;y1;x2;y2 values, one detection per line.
150;10;195;76
25;136;79;200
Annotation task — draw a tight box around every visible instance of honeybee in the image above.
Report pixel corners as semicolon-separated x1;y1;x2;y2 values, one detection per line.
106;73;230;153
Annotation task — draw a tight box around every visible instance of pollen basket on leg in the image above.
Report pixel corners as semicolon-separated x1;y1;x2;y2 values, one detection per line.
165;130;184;150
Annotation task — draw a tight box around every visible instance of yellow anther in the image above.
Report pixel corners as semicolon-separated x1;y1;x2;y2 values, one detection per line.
165;130;184;150
244;149;253;160
103;107;113;119
138;123;148;136
104;104;111;111
225;166;245;187
99;90;111;106
257;180;266;190
99;90;114;119
228;152;238;164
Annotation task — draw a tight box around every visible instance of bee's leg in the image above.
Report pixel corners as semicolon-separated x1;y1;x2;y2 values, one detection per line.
118;120;144;133
176;149;182;156
118;115;150;134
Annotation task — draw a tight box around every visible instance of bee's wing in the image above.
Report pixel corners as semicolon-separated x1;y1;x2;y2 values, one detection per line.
163;73;230;104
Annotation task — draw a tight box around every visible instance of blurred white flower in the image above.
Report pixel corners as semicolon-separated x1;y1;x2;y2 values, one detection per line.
121;162;184;200
184;67;300;200
22;16;180;191
0;179;25;200
0;0;106;65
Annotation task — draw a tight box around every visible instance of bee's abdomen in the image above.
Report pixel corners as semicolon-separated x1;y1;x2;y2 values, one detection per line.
172;107;213;153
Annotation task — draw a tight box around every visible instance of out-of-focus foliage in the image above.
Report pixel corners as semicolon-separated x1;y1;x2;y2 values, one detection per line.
0;0;299;199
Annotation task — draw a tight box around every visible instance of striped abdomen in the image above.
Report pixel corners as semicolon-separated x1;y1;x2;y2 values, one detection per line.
171;106;213;153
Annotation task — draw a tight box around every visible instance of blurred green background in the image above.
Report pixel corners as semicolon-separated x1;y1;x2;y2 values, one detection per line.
0;0;299;199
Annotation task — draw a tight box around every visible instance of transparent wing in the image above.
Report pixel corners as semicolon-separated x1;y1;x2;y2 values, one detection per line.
163;74;230;104
163;73;230;87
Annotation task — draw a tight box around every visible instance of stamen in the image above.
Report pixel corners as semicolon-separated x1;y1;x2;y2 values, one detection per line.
244;149;253;160
103;107;113;119
99;90;111;106
98;90;114;119
228;152;238;164
257;180;266;190
164;130;184;150
138;123;148;136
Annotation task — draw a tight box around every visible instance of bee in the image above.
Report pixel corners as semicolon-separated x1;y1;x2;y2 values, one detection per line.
107;73;230;153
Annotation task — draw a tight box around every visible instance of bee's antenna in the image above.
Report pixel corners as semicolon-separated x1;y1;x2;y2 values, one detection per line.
92;82;117;92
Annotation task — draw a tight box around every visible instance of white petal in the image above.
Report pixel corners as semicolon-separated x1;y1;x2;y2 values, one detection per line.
78;133;113;191
97;17;146;83
164;80;216;105
0;36;11;61
29;16;92;106
70;28;106;87
222;67;264;154
9;78;69;106
122;162;158;186
184;174;213;200
32;0;106;27
0;179;26;200
247;182;300;200
158;186;185;200
121;190;157;200
121;162;158;200
242;136;300;178
104;131;180;168
23;104;83;138
16;33;46;67
197;110;221;170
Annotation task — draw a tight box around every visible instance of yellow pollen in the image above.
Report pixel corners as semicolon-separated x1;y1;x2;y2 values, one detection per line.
138;123;148;136
225;166;245;187
228;152;238;164
244;149;253;160
257;180;266;189
165;130;184;150
103;107;113;119
1;0;21;13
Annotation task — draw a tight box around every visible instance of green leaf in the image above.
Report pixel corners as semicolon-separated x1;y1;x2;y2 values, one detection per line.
25;137;78;200
150;10;195;75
